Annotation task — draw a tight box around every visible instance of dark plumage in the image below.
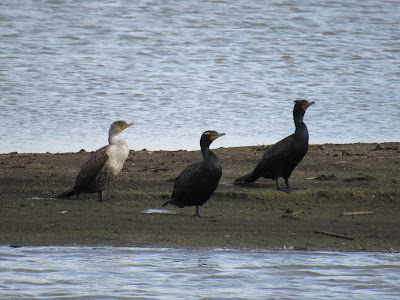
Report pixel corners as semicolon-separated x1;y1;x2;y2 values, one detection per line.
235;100;315;193
56;120;133;202
162;130;225;217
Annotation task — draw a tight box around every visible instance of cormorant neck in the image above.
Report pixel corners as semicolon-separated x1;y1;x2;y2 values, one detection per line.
109;134;121;145
201;144;213;161
294;111;305;130
294;121;309;145
293;110;309;142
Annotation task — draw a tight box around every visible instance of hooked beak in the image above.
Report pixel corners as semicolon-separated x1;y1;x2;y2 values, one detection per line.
210;132;225;141
121;122;134;130
302;101;315;111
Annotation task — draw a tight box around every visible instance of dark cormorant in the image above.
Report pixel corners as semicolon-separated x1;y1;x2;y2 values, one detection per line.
56;120;134;202
235;100;315;193
162;130;225;217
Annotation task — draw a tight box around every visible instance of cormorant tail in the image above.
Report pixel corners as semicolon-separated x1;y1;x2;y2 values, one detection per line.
235;172;260;183
56;189;76;199
162;198;174;207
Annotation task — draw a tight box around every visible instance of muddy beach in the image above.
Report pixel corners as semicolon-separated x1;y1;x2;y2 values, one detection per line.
0;142;399;252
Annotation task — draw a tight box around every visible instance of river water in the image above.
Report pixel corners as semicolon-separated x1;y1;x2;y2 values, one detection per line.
1;0;399;153
1;246;400;299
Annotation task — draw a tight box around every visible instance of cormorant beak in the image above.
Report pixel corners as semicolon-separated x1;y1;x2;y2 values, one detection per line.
121;122;134;130
210;132;225;141
302;101;315;111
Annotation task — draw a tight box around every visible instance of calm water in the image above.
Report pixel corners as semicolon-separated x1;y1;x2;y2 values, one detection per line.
1;0;399;153
0;246;399;299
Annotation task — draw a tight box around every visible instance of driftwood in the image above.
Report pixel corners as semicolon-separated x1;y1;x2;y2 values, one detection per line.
341;211;373;216
282;215;300;220
313;230;355;240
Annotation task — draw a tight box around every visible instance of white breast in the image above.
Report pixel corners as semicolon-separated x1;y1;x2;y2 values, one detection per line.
105;138;130;174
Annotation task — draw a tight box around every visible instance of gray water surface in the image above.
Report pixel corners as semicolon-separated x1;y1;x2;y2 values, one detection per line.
1;246;400;299
1;0;399;153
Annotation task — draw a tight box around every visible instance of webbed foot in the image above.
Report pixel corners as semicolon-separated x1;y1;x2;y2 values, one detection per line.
277;186;293;194
288;186;307;191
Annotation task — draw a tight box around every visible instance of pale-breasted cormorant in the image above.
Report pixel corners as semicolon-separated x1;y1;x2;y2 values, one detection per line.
56;120;134;201
162;130;225;217
235;100;315;193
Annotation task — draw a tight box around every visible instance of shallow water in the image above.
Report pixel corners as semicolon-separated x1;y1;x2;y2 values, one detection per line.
0;246;399;299
1;0;399;153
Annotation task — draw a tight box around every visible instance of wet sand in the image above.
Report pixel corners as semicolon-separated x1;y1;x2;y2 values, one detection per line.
0;143;399;252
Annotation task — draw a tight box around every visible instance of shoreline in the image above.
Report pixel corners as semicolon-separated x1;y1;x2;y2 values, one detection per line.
2;140;399;155
0;142;399;252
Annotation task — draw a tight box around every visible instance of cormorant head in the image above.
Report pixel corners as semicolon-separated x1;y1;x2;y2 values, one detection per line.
109;120;134;138
293;100;314;127
200;130;225;148
294;100;315;116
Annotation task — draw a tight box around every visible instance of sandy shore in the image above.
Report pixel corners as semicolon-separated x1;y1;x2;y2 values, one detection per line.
0;142;399;252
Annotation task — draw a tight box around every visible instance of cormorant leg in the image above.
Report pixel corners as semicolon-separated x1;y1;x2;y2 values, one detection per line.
97;191;104;202
276;179;291;194
275;178;292;194
275;178;282;190
192;205;205;218
97;191;113;202
285;178;306;191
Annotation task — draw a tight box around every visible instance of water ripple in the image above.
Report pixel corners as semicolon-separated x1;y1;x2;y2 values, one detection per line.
0;0;399;153
0;247;400;299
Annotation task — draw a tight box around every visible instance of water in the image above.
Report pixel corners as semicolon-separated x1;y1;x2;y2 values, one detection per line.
0;0;399;153
0;246;399;299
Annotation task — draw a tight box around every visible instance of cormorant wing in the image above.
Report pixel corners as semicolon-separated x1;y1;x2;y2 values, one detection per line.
171;160;202;198
256;135;294;170
74;146;109;192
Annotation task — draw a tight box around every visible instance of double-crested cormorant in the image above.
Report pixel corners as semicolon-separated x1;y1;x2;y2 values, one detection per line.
162;130;225;217
235;100;315;193
57;120;134;202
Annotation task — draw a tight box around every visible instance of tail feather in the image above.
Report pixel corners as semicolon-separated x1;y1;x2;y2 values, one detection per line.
56;189;76;199
162;198;185;208
162;198;173;207
235;172;260;183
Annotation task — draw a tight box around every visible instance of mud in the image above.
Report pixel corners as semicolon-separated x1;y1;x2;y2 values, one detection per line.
0;142;399;252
